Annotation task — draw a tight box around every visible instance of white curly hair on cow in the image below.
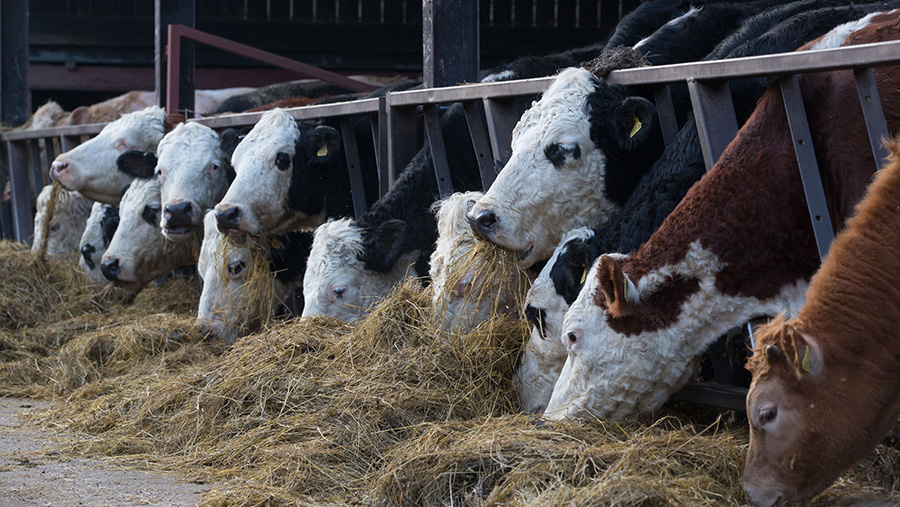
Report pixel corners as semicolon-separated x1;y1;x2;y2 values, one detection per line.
517;227;594;415
430;191;530;333
101;176;194;295
468;67;620;267
49;106;168;205
31;184;92;258
302;218;419;322
156;121;233;242
196;212;294;345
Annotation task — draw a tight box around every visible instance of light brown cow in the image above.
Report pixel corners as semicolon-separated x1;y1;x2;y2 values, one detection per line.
742;137;900;505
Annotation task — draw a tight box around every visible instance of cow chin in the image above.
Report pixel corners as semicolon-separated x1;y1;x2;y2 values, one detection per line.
162;227;198;243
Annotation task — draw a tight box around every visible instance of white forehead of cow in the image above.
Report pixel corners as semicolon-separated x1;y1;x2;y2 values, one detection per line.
512;67;596;146
231;108;300;171
120;176;161;210
433;191;484;244
309;218;365;268
157;121;220;158
99;106;167;145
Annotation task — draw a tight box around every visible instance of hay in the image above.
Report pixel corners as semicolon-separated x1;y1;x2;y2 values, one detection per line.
216;234;278;333
35;180;62;262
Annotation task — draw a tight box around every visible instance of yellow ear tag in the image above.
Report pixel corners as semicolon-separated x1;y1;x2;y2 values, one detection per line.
629;117;642;139
579;265;587;285
801;345;812;373
317;145;328;157
622;278;628;300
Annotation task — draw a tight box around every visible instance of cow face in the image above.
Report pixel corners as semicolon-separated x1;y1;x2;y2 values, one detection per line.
154;122;237;242
517;227;594;414
214;108;341;238
79;202;119;285
31;185;92;258
468;67;657;267
100;177;194;294
48;106;168;205
196;212;293;345
742;316;885;506
302;218;417;322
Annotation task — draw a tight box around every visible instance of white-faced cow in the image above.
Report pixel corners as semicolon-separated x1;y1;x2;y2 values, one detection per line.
543;10;900;421
116;122;243;243
48;106;183;205
31;184;92;258
78;202;119;286
100;176;194;295
197;212;312;345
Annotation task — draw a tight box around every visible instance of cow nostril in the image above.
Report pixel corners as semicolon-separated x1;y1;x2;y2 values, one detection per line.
100;258;121;280
50;160;69;178
80;243;97;269
165;202;194;226
472;210;497;232
215;206;241;231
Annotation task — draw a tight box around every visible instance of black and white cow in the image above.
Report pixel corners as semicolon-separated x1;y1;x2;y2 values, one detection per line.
79;202;119;286
197;212;312;345
48;106;183;205
100;176;194;295
31;184;92;258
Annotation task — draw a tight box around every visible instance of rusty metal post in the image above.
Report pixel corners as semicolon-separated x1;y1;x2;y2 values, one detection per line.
156;0;195;115
423;0;479;88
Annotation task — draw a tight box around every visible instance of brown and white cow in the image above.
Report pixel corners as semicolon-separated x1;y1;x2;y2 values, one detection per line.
742;137;900;505
544;10;900;421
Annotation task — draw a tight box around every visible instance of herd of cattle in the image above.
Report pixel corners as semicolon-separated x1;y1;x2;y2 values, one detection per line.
19;1;900;504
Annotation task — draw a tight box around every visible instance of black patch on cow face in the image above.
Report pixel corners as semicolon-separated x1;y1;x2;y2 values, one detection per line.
360;219;408;273
100;205;120;247
117;150;158;180
544;142;582;169
550;237;592;305
525;305;548;339
80;243;96;270
269;230;314;284
142;203;161;226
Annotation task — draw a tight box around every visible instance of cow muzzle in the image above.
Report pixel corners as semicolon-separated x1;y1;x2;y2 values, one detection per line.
163;201;197;237
101;257;121;281
49;159;70;183
215;205;247;241
467;209;498;241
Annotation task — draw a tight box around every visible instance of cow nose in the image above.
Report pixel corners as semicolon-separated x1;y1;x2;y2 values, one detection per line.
101;258;121;281
566;328;583;350
215;206;241;232
50;159;69;179
164;201;194;227
468;210;498;239
80;243;97;269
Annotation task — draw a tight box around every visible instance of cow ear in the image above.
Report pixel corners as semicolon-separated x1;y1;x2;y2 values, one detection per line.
164;113;186;134
362;219;407;272
612;96;656;151
309;125;341;164
596;255;637;317
219;127;248;159
68;106;89;126
551;237;592;305
116;150;158;180
792;330;823;377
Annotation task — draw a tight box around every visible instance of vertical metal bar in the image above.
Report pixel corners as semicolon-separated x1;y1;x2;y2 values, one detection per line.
28;139;45;198
707;336;735;387
339;117;368;218
0;0;30;127
423;104;454;198
687;79;738;171
376;96;389;196
7;140;32;243
482;97;520;172
155;0;195;112
854;67;891;168
653;84;678;147
462;100;498;190
386;100;419;190
423;0;479;88
60;135;80;153
166;24;182;115
780;74;835;260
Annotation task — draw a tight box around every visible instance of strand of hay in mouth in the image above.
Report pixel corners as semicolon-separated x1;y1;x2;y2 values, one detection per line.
216;233;277;332
35;180;62;263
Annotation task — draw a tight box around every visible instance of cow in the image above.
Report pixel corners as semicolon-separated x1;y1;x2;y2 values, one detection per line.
100;176;195;295
116;122;244;242
197;212;312;345
30;184;92;258
78;202;119;286
48;106;183;205
467;0;822;268
543;10;900;421
742;137;900;506
518;227;594;414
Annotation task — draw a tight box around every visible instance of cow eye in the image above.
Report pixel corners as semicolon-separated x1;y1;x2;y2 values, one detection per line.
544;142;580;168
142;203;161;223
227;260;246;277
116;139;135;151
49;223;60;232
207;162;220;174
757;406;777;427
275;152;291;171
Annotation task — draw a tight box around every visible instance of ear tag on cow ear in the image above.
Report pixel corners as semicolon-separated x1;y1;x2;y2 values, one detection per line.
316;145;328;157
579;265;587;285
622;277;628;300
629;117;642;139
270;237;282;250
801;345;812;373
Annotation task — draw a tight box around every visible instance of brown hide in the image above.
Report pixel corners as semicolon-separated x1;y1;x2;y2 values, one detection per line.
595;13;900;335
743;135;900;505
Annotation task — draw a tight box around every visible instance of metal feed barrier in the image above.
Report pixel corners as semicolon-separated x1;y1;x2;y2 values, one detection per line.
4;39;900;410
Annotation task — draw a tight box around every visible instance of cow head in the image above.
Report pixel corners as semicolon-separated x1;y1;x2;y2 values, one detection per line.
100;176;194;295
48;106;178;205
302;218;418;322
214;108;341;238
148;122;240;242
742;315;894;506
517;227;594;415
31;184;92;258
78;202;119;285
467;67;658;267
